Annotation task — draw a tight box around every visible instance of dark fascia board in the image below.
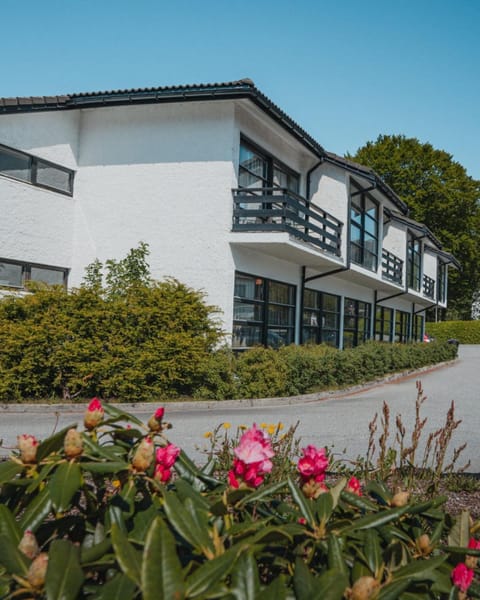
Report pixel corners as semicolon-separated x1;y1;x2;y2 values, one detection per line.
385;209;443;248
323;152;409;215
0;79;326;160
424;246;461;270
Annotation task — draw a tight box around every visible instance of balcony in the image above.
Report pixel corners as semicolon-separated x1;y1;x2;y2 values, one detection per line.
382;249;403;286
232;188;342;257
423;274;435;299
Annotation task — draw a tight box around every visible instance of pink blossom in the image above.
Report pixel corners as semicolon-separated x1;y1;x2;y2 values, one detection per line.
228;425;274;489
154;464;172;483
451;563;474;593
154;407;165;420
84;397;104;430
468;538;480;550
297;445;328;483
156;443;180;469
346;476;362;496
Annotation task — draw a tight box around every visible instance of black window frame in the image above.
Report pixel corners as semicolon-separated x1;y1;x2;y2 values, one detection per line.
349;181;379;272
302;289;340;348
394;310;410;343
0;143;74;196
233;271;296;350
0;257;69;289
437;261;447;303
413;314;424;342
375;306;394;342
343;297;372;348
407;233;422;292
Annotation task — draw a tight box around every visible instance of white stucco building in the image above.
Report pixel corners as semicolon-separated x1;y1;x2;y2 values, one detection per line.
0;79;458;349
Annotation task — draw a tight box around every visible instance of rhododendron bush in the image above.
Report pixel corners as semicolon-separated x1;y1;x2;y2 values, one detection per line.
0;401;479;599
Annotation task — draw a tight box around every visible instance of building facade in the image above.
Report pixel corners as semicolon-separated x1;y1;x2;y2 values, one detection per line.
0;80;458;349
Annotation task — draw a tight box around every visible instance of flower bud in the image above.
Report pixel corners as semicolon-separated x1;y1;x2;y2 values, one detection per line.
84;397;104;430
465;555;477;569
302;479;328;499
391;490;410;507
18;530;39;560
64;428;83;458
416;534;432;554
147;406;165;431
17;434;39;463
132;437;154;471
349;576;379;600
27;552;49;588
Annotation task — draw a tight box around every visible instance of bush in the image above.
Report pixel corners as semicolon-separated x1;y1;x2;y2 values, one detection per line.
427;320;480;344
0;400;478;599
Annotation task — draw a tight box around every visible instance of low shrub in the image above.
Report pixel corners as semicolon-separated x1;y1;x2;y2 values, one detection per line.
0;399;479;599
427;320;480;344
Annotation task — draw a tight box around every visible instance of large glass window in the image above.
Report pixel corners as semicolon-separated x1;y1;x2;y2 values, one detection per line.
350;182;379;271
437;262;447;303
407;234;422;291
239;139;299;194
413;314;424;342
0;258;68;288
343;298;372;348
303;290;340;347
233;272;296;349
375;306;394;342
395;310;410;343
0;144;74;196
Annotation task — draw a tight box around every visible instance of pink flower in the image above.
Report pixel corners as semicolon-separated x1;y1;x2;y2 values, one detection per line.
228;425;274;489
297;445;328;483
148;407;166;431
468;538;480;550
346;476;362;496
155;407;165;420
154;443;180;483
451;563;474;593
17;434;39;463
84;397;104;430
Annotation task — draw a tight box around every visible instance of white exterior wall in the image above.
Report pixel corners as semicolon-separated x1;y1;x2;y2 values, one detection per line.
423;248;438;282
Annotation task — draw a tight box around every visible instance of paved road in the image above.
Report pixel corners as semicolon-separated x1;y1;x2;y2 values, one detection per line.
1;345;479;471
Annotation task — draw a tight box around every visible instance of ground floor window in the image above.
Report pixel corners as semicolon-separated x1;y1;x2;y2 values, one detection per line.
302;290;340;347
395;310;410;343
413;314;424;342
0;258;68;288
375;306;394;342
343;298;372;348
233;272;295;349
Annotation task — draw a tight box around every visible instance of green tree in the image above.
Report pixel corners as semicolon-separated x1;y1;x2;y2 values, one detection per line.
348;135;480;318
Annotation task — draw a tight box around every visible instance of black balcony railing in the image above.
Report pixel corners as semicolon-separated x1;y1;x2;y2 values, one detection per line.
232;188;343;256
381;249;403;285
423;274;435;299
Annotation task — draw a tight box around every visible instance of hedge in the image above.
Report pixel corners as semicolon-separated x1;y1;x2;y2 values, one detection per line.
426;320;480;344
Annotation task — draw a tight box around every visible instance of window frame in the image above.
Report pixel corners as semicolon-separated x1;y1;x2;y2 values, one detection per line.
349;181;379;272
302;289;340;348
375;306;394;342
343;297;372;348
0;143;74;196
394;310;410;343
437;261;447;303
407;232;422;292
0;257;69;289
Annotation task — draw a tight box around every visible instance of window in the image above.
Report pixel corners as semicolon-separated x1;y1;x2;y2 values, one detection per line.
413;314;424;342
437;262;447;303
239;139;299;194
407;233;421;291
395;310;410;343
0;144;74;196
233;272;296;349
350;182;379;271
375;306;394;342
303;290;340;347
0;258;68;288
343;298;372;348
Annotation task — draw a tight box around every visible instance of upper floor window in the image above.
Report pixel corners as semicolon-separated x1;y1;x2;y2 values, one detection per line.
437;261;447;302
407;233;422;291
0;258;68;288
0;144;74;196
350;182;378;271
239;139;299;194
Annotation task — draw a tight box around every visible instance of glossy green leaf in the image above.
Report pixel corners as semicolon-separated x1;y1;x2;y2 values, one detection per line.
173;478;210;511
316;491;334;522
19;487;53;532
36;424;76;461
45;539;84;600
0;460;23;485
95;573;137;600
103;403;144;427
129;504;158;545
251;526;293;545
293;557;315;600
26;461;59;494
287;476;315;528
236;480;286;507
312;568;349;600
163;490;214;555
341;490;378;511
341;505;408;532
366;480;392;505
0;505;21;544
327;534;348;578
448;510;470;547
80;461;130;474
111;523;142;587
141;516;185;600
230;551;260;600
378;578;411;599
393;555;447;580
48;461;82;512
106;504;128;534
329;477;346;508
364;529;382;577
0;534;29;576
257;575;288;600
185;546;243;598
80;537;112;565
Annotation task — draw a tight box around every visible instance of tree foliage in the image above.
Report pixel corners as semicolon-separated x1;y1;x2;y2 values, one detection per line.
348;135;480;317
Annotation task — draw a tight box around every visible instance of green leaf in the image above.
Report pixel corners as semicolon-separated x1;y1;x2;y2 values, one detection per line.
36;424;76;461
95;573;137;600
287;476;315;528
0;460;23;485
80;461;129;474
448;510;470;547
364;529;382;577
48;461;82;512
129;504;158;545
0;505;21;544
103;403;144;427
19;487;53;532
294;558;316;600
329;477;346;508
340;490;378;511
80;538;112;565
366;480;392;505
393;555;447;581
111;523;142;587
313;568;349;600
173;478;210;511
141;516;185;600
340;505;409;532
251;526;293;545
0;534;29;576
315;491;334;523
26;461;59;494
378;578;411;600
185;546;243;598
230;551;260;600
327;534;348;578
236;480;286;507
257;576;288;600
45;539;84;600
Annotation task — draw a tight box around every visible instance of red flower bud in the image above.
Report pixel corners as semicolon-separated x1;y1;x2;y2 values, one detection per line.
17;434;39;463
64;428;83;458
147;406;165;431
18;530;39;560
84;397;104;430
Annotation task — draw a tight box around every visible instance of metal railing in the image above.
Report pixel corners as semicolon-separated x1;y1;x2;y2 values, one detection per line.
232;188;343;256
423;274;435;299
381;249;403;285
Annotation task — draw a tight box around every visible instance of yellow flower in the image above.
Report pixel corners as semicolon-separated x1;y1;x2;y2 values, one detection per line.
267;424;276;435
223;422;231;430
204;431;213;438
112;479;121;489
260;423;267;429
278;423;284;431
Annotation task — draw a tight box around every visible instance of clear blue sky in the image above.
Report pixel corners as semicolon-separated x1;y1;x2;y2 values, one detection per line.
2;0;479;179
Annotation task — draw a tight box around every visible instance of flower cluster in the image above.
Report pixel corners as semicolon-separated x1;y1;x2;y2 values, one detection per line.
297;445;329;499
345;476;362;496
466;537;480;569
228;424;274;489
451;562;474;596
155;443;181;483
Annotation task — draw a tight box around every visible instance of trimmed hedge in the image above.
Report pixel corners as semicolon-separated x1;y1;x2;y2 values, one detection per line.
427;320;480;344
